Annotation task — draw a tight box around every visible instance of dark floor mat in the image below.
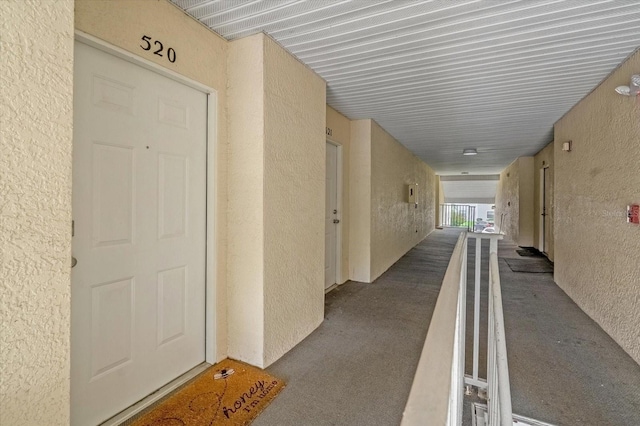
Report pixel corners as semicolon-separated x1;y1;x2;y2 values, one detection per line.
516;249;538;257
504;257;554;273
516;246;545;257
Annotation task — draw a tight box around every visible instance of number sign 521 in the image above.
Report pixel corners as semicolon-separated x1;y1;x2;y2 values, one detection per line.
140;35;176;63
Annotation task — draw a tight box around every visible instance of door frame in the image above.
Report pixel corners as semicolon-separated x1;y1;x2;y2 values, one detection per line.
326;139;343;286
73;27;218;386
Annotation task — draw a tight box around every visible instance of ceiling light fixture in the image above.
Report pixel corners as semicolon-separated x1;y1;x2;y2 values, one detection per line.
615;74;640;96
463;149;478;156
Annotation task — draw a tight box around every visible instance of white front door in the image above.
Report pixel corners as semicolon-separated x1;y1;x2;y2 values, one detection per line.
543;167;551;255
325;143;339;289
71;42;207;425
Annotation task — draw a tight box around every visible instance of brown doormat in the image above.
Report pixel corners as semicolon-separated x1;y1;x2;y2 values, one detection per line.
130;359;285;426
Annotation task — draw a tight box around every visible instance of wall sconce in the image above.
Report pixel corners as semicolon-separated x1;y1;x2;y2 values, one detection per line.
562;140;572;152
614;75;640;96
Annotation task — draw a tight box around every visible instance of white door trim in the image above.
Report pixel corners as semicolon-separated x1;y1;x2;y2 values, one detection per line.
73;30;218;366
326;138;343;285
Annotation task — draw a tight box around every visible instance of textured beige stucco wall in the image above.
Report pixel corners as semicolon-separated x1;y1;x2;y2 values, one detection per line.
0;1;74;424
435;176;444;227
227;34;326;367
554;49;640;364
533;142;555;260
495;159;520;240
370;121;436;281
263;35;326;366
227;35;265;366
518;157;535;247
326;106;351;283
76;0;230;362
349;120;373;282
495;157;534;247
75;0;226;91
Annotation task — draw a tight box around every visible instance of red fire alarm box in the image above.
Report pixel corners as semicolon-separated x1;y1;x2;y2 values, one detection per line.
628;204;640;224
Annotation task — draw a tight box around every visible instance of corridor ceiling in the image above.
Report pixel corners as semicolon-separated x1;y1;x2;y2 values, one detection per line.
172;0;640;175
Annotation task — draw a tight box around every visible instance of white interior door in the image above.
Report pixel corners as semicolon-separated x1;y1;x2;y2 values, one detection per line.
543;167;551;255
325;143;339;289
539;168;545;251
71;42;207;425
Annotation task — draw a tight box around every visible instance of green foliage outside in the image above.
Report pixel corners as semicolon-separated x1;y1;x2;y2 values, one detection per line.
450;211;469;227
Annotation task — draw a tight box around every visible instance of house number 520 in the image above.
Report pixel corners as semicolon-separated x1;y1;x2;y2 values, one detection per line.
140;35;176;63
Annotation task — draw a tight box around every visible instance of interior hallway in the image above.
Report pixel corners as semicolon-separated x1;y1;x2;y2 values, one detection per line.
253;229;640;426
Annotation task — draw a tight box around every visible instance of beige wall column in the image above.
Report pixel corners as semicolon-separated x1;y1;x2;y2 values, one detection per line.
495;160;520;240
554;49;640;364
1;1;74;423
519;157;535;247
495;156;534;246
349;120;373;282
228;34;326;367
227;35;266;367
263;36;326;366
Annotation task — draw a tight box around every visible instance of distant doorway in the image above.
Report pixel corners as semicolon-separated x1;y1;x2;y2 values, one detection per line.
539;167;550;255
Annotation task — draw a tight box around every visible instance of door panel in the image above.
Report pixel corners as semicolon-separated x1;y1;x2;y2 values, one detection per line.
72;42;207;425
325;143;338;289
91;143;134;247
90;278;134;378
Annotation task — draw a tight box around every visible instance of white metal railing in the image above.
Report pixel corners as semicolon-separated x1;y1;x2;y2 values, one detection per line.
439;204;477;231
486;251;513;426
401;232;467;426
402;231;511;426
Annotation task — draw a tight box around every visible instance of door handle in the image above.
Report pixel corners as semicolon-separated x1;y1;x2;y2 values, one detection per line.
71;257;77;268
333;219;340;224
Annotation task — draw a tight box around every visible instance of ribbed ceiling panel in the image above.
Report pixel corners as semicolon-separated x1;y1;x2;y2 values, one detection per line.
171;0;640;174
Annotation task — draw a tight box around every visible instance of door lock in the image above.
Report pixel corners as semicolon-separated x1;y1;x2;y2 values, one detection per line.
333;209;337;214
333;219;340;224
